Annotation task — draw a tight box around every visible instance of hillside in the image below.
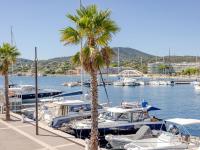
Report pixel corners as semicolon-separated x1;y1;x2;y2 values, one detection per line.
112;47;155;61
11;47;200;74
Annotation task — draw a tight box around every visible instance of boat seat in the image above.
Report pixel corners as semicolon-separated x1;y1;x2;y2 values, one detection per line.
129;125;153;140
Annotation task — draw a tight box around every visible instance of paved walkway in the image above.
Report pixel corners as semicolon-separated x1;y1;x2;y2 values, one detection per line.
0;114;84;150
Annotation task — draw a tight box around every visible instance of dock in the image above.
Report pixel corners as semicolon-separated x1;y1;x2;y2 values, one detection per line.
0;113;85;150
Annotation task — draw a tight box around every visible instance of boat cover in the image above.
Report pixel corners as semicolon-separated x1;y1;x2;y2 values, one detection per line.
166;118;200;125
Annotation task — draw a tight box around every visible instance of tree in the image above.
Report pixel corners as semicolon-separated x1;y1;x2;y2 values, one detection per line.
0;43;20;120
60;5;119;150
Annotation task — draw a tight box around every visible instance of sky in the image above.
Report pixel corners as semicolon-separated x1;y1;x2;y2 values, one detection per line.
0;0;200;60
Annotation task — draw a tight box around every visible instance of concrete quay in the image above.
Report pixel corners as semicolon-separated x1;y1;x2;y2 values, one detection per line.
0;113;85;150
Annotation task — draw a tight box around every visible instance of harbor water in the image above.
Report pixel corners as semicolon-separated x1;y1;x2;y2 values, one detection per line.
0;75;200;136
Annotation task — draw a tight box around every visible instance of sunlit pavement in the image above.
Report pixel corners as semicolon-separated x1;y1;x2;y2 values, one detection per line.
0;114;84;150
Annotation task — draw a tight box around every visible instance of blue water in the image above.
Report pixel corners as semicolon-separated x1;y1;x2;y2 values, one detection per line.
0;75;200;135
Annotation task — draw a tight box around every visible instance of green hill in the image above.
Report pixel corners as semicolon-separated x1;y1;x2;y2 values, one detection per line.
112;47;155;61
11;47;200;74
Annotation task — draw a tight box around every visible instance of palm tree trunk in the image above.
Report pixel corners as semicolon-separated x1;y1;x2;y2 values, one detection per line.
4;72;10;121
89;70;99;150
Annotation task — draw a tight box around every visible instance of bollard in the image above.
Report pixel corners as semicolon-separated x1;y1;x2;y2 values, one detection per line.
21;114;25;123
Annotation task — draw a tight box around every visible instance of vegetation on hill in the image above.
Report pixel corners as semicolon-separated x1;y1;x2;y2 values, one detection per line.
9;47;200;75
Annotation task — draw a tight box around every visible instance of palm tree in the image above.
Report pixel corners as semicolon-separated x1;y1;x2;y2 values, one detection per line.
60;5;119;150
0;43;20;121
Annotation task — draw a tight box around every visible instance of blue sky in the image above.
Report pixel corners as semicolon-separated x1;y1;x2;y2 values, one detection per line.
0;0;200;60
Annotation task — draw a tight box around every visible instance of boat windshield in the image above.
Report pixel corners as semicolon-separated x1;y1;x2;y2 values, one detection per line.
100;111;130;121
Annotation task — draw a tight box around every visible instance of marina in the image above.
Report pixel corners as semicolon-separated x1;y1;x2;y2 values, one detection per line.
1;75;200;149
1;1;200;149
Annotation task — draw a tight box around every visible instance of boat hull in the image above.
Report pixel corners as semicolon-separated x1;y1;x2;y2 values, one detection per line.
72;122;166;139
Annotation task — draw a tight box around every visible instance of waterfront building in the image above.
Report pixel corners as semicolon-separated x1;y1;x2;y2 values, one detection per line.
148;62;200;74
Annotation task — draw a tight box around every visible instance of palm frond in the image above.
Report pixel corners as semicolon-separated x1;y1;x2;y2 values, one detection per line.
66;14;79;23
101;47;115;68
0;43;20;75
60;27;81;45
71;52;81;66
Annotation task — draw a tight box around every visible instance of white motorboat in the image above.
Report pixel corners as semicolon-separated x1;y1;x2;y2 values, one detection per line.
124;118;200;150
137;81;145;86
113;79;124;86
38;97;105;128
105;125;159;149
9;84;62;103
149;81;160;86
63;82;80;87
194;84;200;90
191;81;200;86
113;78;139;86
123;78;138;86
8;84;62;112
69;101;164;138
149;81;174;86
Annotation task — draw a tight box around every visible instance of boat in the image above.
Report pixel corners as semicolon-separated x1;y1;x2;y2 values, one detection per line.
194;84;200;90
105;125;159;149
113;78;124;86
63;82;80;87
39;99;105;128
69;101;164;138
191;81;200;86
148;81;160;86
123;78;139;86
113;78;139;86
124;118;200;150
137;81;145;86
31;91;105;128
9;84;62;104
149;80;174;86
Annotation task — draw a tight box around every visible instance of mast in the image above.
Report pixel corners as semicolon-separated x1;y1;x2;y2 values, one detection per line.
118;47;120;74
34;47;39;135
11;26;14;74
79;0;83;97
196;55;198;64
140;57;143;72
168;48;171;74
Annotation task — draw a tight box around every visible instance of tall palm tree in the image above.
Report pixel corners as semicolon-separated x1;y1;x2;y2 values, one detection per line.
60;5;119;150
0;43;20;121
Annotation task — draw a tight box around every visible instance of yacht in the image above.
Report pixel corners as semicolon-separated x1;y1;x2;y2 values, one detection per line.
149;80;174;86
194;84;200;90
124;118;200;150
113;78;139;86
113;78;124;86
191;81;200;86
39;98;105;128
63;82;80;87
123;78;139;86
105;125;159;149
69;101;164;138
148;81;160;86
9;84;62;104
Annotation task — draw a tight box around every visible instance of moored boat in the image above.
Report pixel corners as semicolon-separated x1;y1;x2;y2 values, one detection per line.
69;101;164;138
124;118;200;150
194;84;200;90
